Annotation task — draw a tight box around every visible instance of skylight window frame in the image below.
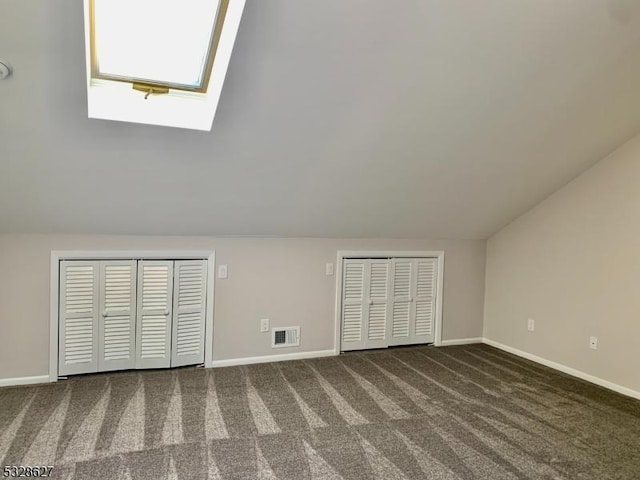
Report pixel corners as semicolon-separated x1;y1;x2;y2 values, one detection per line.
89;0;230;94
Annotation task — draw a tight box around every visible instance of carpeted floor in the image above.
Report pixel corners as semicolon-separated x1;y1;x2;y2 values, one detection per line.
1;344;639;479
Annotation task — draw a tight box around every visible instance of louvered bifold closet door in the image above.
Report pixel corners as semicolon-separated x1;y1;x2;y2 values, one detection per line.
136;260;174;369
412;258;437;344
59;261;100;376
341;260;367;350
171;260;207;367
388;259;413;346
98;261;137;372
365;260;391;349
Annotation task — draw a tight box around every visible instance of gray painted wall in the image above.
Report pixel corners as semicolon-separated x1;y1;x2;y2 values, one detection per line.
484;132;640;393
0;235;486;380
5;1;640;239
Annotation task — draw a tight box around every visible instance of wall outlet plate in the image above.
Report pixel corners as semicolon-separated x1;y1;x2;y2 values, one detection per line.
589;336;598;350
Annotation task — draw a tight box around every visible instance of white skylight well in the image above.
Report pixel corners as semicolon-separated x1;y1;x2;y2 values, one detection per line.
84;0;246;130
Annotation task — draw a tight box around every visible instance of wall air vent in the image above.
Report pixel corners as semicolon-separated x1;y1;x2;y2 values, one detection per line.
272;327;300;348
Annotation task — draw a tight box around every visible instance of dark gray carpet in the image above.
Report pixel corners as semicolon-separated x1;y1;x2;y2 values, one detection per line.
1;344;639;479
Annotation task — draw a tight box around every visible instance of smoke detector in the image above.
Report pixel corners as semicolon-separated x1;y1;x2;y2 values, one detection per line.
0;61;12;80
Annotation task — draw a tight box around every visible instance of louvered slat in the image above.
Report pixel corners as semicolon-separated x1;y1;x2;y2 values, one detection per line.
393;262;411;297
369;262;388;299
342;304;362;342
368;304;386;340
141;314;169;358
103;315;132;360
415;301;433;336
344;263;364;301
175;311;202;355
392;303;410;337
65;266;95;314
416;260;436;298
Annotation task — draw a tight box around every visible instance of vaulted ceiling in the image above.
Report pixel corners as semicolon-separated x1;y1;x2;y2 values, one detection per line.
2;0;640;238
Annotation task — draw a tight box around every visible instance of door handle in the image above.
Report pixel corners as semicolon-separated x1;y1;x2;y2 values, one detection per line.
368;299;373;305
102;310;108;317
164;309;170;316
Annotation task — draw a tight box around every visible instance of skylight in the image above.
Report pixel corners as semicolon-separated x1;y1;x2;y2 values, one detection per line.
92;0;227;92
84;0;246;130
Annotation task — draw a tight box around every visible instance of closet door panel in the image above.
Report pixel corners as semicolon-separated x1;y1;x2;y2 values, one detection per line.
171;260;207;367
59;261;100;376
365;260;391;349
98;260;137;372
136;260;174;369
341;260;367;351
388;259;413;346
413;258;437;344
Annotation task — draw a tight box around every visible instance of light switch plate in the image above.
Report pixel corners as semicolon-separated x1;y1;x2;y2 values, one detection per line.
260;318;270;333
325;263;334;276
218;265;228;279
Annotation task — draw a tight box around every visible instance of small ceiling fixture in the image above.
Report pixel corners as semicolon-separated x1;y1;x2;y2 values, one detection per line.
0;60;12;80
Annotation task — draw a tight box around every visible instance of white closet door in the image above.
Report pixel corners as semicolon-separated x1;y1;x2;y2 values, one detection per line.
413;258;437;344
365;260;391;349
136;260;174;369
388;259;413;346
98;261;137;372
59;261;99;376
171;260;207;367
341;260;367;350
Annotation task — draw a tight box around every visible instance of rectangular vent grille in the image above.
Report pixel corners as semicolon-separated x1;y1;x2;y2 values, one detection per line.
272;327;300;348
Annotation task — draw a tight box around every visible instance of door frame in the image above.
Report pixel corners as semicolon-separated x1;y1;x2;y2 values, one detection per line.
50;250;215;382
333;250;444;354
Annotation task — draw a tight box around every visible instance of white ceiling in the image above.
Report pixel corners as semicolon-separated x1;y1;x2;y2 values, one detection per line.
2;0;640;239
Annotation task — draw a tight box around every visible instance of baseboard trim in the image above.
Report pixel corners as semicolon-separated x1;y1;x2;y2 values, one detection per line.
482;338;640;401
0;375;51;388
439;337;483;346
210;349;336;368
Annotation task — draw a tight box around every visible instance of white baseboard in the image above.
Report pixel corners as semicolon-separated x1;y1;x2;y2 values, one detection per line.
482;338;640;401
439;337;483;346
210;349;336;368
0;375;51;388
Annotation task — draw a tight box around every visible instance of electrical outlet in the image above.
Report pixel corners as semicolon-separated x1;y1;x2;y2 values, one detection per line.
527;318;535;332
589;336;598;350
218;265;228;279
260;318;270;333
325;263;334;276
